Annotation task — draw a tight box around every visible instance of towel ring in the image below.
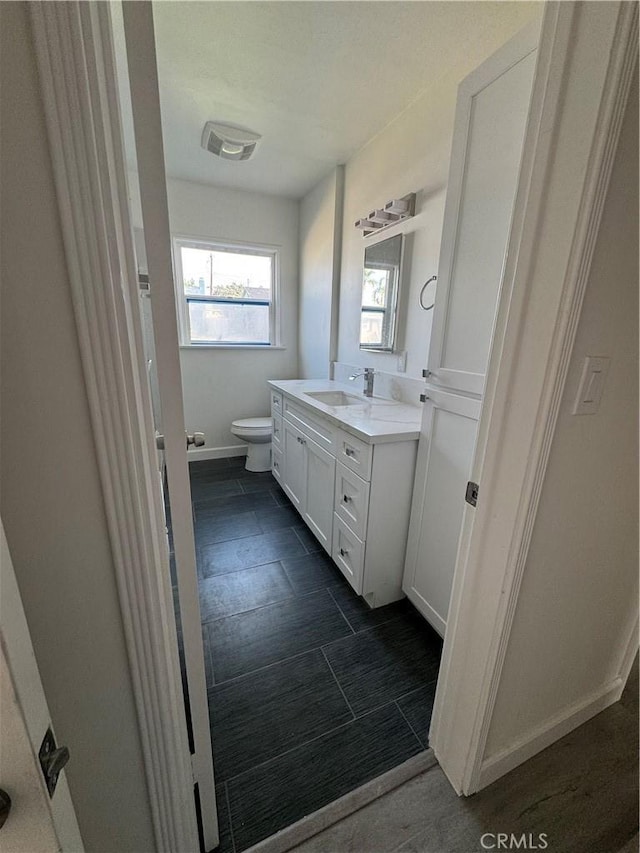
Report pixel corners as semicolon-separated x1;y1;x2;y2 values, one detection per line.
419;275;437;310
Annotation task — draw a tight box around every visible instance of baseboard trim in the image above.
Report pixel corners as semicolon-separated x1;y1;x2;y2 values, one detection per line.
187;445;247;462
245;750;437;853
478;678;623;789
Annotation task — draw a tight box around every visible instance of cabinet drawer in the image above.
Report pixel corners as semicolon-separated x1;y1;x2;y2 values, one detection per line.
337;429;372;481
332;515;364;594
271;445;283;484
270;390;283;417
272;413;283;448
334;463;369;540
284;399;337;454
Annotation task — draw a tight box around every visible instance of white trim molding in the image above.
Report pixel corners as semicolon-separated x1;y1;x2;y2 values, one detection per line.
478;678;625;790
430;0;638;796
30;3;199;850
188;445;248;462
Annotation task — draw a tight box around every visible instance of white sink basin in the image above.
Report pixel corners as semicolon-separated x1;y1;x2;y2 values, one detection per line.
304;390;363;407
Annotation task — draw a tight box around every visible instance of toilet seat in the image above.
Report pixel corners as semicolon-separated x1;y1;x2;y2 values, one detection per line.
231;417;272;434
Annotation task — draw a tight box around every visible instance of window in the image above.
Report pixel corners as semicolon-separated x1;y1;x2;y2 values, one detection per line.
173;238;278;346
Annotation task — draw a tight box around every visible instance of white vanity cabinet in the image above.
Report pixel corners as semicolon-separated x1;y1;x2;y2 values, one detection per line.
270;386;418;607
281;417;335;552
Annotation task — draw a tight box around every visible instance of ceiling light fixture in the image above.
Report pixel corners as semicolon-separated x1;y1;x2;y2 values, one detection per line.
201;122;261;161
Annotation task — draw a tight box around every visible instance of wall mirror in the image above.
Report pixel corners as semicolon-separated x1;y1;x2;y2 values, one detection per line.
359;233;403;352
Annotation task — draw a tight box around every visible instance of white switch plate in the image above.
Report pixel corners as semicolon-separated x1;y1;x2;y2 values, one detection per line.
572;356;610;415
396;350;407;373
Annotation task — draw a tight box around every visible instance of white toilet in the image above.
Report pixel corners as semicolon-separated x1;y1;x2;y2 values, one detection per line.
230;417;273;472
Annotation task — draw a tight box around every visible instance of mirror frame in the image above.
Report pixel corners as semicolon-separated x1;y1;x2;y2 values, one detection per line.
359;233;404;353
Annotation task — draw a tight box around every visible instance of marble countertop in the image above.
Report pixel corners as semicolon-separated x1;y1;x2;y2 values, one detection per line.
268;379;422;444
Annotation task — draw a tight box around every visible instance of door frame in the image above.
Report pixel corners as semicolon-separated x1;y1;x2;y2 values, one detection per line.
30;3;199;850
27;1;638;850
430;0;638;796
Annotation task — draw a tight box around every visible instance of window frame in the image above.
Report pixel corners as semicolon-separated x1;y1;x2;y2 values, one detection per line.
359;259;398;351
172;235;280;348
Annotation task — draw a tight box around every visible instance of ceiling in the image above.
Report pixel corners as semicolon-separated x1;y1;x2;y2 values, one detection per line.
117;2;540;199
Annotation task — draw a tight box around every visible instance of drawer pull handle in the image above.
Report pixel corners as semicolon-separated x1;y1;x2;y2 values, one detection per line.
343;494;351;503
344;447;355;457
297;436;307;446
339;547;349;558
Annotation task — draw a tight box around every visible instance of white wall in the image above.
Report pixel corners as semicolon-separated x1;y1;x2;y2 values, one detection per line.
298;167;344;378
335;5;541;380
130;176;299;453
484;73;639;760
0;5;155;850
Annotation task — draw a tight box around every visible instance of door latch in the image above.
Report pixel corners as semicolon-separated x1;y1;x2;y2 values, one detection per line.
39;727;70;797
156;432;205;451
465;481;479;507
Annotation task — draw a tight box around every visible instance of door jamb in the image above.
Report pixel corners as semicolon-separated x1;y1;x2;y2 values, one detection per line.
430;0;638;795
30;3;199;850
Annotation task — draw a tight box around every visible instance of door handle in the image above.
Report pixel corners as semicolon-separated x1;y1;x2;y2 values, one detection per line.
156;432;205;450
186;432;205;448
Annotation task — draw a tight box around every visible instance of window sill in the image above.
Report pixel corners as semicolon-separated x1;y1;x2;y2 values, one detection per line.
179;344;287;351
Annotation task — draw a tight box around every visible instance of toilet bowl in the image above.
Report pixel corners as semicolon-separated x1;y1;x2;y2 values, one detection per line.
230;417;273;472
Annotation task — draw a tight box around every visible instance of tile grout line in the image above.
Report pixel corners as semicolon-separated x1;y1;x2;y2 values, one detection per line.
199;557;289;585
326;586;357;634
198;544;305;582
223;780;237;853
206;632;340;693
194;510;263;549
203;624;216;688
393;677;439;706
394;700;426;751
291;526;312;554
320;646;357;721
201;587;296;629
194;491;279;515
220;698;407;788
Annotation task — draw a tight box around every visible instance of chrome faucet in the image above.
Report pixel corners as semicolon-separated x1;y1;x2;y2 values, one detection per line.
349;367;375;397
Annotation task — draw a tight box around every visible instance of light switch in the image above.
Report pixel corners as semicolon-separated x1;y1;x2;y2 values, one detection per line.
572;356;610;415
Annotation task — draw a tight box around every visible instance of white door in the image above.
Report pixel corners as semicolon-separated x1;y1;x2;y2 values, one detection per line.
0;520;84;852
120;4;218;848
304;437;336;554
403;23;539;636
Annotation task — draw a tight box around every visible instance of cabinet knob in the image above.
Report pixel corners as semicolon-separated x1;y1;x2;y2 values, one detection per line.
339;547;349;558
344;447;355;457
343;494;351;503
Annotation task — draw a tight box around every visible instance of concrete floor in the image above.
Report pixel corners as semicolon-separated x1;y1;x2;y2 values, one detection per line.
287;663;638;853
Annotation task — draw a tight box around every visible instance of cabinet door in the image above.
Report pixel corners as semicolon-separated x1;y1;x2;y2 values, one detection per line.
282;419;306;512
304;437;336;554
404;388;481;635
406;27;537;637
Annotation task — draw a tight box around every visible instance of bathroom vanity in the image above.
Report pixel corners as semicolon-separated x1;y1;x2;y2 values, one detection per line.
268;379;420;607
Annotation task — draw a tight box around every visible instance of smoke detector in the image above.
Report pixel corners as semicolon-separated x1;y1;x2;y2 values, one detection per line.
201;122;261;161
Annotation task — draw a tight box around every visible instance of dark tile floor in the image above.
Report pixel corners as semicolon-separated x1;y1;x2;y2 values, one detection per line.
173;456;443;853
